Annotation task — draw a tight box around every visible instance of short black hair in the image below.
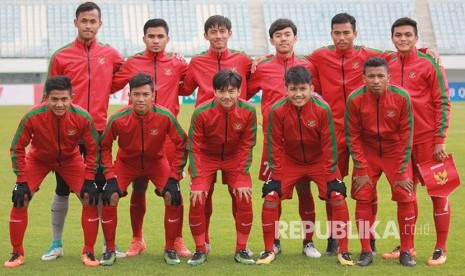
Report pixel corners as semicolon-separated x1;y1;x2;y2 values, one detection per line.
269;18;297;38
129;73;154;92
213;70;242;91
363;57;389;75
45;75;73;96
285;66;312;86
331;13;356;31
391;17;418;37
75;2;101;19
144;18;169;35
204;15;232;34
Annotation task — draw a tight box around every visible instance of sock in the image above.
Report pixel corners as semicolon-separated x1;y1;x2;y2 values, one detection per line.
411;198;418;248
397;201;415;252
330;201;349;253
262;205;279;252
189;194;207;252
101;205;117;251
355;200;373;252
297;191;315;241
51;194;69;244
370;196;378;241
177;200;184;238
9;207;28;256
130;192;146;238
432;196;450;252
229;188;237;219
326;201;333;238
165;204;182;250
81;205;99;254
204;191;213;244
235;193;253;252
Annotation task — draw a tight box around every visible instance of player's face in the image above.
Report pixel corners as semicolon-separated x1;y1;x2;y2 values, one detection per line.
392;25;418;55
74;9;102;44
363;66;390;96
331;22;357;52
286;83;313;108
270;27;297;56
143;27;170;53
130;84;154;116
204;25;231;52
214;85;240;109
47;90;73;116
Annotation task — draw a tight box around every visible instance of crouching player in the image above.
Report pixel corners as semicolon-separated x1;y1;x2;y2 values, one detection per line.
257;66;353;266
99;73;188;265
5;76;102;267
187;70;257;266
345;57;416;267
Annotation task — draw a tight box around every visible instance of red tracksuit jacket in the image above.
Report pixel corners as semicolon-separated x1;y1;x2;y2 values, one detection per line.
111;50;189;117
188;98;257;189
387;48;450;145
10;103;99;182
345;85;414;180
181;48;252;106
100;104;187;180
267;96;341;182
47;38;124;131
247;53;320;133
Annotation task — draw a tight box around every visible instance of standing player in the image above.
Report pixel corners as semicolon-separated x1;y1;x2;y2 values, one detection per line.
100;73;188;265
43;1;125;260
256;66;353;266
111;18;191;258
345;57;416;267
382;17;451;266
181;15;253;253
5;76;101;268
247;18;320;257
187;70;256;266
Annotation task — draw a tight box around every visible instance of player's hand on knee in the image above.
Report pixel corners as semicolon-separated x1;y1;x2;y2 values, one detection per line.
394;178;414;193
102;177;122;205
262;179;282;198
162;177;181;206
12;182;32;207
190;190;206;207
80;179;99;205
235;187;252;203
353;175;373;194
326;179;347;199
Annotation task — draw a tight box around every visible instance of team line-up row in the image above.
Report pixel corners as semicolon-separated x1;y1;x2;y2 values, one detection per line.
4;1;451;269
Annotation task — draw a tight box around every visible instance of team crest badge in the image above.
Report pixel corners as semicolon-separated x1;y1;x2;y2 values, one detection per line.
97;56;106;64
409;71;416;79
150;129;158;135
68;129;77;136
234;123;243;130
352;62;359;69
433;169;448;185
386;109;396;118
307;119;316;127
165;68;172;76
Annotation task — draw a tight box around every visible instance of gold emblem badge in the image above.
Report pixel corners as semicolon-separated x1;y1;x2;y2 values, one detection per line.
434;169;448;185
150;129;158;135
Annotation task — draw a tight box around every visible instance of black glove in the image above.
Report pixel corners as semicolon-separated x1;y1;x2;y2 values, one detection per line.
12;182;32;207
102;177;123;205
162;177;181;206
262;179;282;198
326;179;347;199
80;179;99;205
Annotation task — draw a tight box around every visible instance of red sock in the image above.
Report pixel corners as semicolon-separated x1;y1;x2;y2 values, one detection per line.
326;201;333;237
370;196;378;240
178;198;184;238
229;188;237;219
262;205;279;252
330;200;349;253
130;192;146;238
101;205;117;251
235;193;253;252
9;207;28;256
411;198;418;248
165;204;182;250
82;205;99;254
355;201;373;252
189;194;207;252
297;191;315;241
397;201;415;252
204;191;213;244
432;196;450;252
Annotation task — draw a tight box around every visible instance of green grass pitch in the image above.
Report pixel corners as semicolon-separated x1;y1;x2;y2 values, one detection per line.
0;102;463;275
